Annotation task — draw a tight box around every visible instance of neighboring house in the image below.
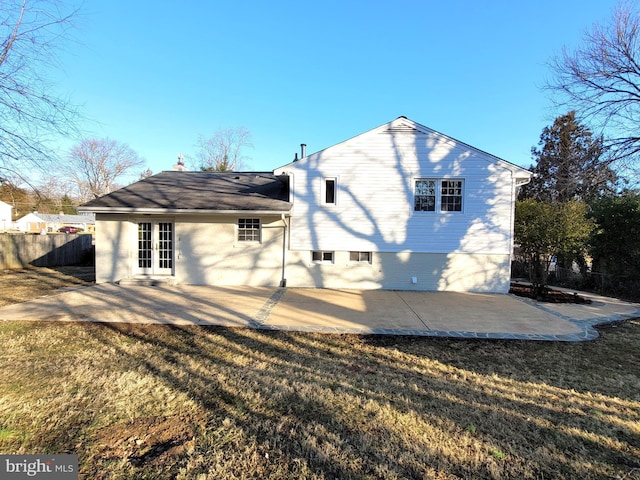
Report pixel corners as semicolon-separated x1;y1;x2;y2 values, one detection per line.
15;212;96;233
0;200;12;231
80;117;531;293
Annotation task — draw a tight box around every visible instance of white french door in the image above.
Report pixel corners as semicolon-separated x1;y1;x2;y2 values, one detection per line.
136;221;174;275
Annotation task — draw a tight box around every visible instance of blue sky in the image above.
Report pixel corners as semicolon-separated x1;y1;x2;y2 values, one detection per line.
52;0;618;175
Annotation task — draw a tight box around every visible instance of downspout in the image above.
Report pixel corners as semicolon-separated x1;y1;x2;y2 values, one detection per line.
249;215;289;287
280;213;288;287
509;173;517;288
280;171;293;288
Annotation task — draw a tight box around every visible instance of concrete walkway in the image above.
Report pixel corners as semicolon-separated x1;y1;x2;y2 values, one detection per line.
0;283;638;341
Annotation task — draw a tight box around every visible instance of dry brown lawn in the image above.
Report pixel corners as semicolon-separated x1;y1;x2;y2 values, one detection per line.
0;267;638;479
0;266;95;307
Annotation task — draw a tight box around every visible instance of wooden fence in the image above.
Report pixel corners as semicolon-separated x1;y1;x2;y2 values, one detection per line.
0;233;94;269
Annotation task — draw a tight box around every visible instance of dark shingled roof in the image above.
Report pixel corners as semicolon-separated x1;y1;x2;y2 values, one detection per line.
80;171;291;213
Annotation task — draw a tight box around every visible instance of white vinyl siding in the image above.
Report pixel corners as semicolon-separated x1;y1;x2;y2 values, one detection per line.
277;128;515;256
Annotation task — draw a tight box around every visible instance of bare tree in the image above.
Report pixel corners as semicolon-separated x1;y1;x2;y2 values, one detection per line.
547;3;640;177
33;175;76;211
195;127;253;172
67;138;144;200
139;167;153;180
0;0;80;178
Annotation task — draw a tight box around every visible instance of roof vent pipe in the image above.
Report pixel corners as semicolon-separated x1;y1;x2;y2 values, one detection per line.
300;144;306;158
293;152;298;162
173;153;187;171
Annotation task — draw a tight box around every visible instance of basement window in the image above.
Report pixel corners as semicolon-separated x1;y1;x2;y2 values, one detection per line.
312;251;334;263
349;251;372;263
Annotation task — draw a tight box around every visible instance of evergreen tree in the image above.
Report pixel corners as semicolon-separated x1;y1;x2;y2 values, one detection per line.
589;191;640;298
60;195;77;215
520;112;617;202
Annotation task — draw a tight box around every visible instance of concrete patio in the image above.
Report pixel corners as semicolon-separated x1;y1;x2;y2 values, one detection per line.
0;283;638;341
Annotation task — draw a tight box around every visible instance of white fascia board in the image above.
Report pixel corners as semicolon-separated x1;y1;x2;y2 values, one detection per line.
77;207;291;216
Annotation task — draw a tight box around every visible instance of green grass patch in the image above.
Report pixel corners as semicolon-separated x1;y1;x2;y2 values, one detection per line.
0;428;17;441
0;321;36;335
489;449;506;461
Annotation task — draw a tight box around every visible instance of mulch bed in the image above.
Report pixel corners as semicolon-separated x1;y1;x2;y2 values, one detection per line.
509;283;592;304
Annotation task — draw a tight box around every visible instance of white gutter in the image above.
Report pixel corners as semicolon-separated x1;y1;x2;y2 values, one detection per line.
78;207;292;215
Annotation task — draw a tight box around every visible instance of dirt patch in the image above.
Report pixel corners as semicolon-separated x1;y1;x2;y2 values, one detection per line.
510;283;592;304
93;416;196;467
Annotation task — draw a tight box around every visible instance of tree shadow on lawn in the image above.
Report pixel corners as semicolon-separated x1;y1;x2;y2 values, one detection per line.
49;266;96;283
73;322;640;479
364;320;640;402
0;267;93;307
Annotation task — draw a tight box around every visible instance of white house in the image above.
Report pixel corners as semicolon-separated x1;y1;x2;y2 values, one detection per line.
79;117;531;293
0;200;12;231
15;212;96;233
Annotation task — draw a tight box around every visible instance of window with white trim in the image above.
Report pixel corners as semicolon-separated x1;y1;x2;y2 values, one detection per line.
349;251;372;263
323;178;337;205
440;179;463;212
414;179;464;213
414;179;437;212
238;218;260;242
312;251;334;263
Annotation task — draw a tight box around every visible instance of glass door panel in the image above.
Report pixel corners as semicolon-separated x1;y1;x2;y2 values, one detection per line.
136;221;173;275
